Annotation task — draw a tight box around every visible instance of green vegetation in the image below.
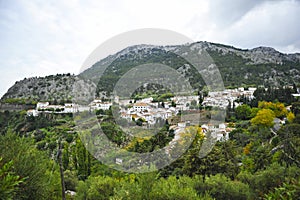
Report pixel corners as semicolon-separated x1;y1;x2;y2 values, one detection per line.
78;44;300;98
1;94;300;199
94;49;205;96
1;42;300;198
2;98;37;105
0;157;24;200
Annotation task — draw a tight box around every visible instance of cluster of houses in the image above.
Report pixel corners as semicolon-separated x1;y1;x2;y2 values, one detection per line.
27;88;257;141
115;95;203;124
26;98;115;117
201;123;232;141
202;87;256;109
89;99;113;110
119;102;178;125
27;102;80;116
115;96;232;141
27;87;257;117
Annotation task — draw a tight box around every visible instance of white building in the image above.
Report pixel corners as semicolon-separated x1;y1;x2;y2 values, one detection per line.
140;97;153;103
120;111;132;120
27;109;39;117
64;103;79;113
99;102;112;110
133;102;148;112
178;122;186;128
90;100;112;110
142;112;154;122
36;102;49;109
248;87;257;92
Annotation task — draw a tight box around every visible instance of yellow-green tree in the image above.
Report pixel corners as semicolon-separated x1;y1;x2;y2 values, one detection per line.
287;112;295;123
258;101;288;118
251;109;275;127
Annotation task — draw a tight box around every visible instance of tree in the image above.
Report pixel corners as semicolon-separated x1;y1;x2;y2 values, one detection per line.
235;104;251;120
62;142;70;170
264;178;300;200
287;112;295;123
0;157;24;200
149;176;208;200
258;101;288;119
277;124;300;166
291;102;300;116
76;176;117;200
75;139;92;180
0;131;61;199
195;174;253;200
136;118;145;126
251;109;275;128
171;100;176;107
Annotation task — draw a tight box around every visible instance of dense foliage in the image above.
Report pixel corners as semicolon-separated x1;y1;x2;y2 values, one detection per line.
1;97;300;199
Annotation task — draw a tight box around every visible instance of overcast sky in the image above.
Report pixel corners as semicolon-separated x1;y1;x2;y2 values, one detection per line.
0;0;300;97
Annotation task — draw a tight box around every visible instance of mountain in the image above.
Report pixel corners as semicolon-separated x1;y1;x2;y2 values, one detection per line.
1;73;96;104
80;41;300;97
2;41;300;102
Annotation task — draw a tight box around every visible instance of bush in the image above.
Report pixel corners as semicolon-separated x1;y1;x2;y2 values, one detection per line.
237;163;293;198
0;157;24;199
194;174;253;200
149;176;209;200
0;132;61;199
76;176;118;200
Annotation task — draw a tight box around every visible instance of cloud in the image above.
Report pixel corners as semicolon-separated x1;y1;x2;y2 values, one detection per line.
209;0;264;27
0;0;299;97
223;0;300;51
187;0;300;52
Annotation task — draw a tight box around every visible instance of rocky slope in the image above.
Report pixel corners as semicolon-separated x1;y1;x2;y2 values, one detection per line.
1;74;96;104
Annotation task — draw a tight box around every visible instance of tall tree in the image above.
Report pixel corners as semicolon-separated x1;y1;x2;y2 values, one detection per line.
251;109;275;128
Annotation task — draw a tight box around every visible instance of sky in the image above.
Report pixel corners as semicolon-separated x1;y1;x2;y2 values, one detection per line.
0;0;300;97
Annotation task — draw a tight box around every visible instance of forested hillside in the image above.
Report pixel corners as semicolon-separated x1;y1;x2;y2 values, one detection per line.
1;98;300;199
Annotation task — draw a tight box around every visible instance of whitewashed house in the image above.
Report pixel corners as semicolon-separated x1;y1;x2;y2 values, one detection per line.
120;111;132;120
46;105;64;112
36;102;49;109
140;97;153;103
143;112;154;122
27;109;39;117
133;102;148;112
98;102;112;110
166;110;173;118
178;122;186;128
64;103;79;113
90;100;112;110
201;124;209;133
219;123;226;130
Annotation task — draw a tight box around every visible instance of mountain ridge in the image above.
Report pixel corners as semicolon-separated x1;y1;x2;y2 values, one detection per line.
80;41;300;97
1;41;300;102
80;41;300;83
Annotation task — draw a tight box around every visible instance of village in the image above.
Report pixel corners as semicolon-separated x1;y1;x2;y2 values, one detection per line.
26;87;259;142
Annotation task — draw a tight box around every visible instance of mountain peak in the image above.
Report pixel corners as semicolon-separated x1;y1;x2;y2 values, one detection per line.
250;46;280;54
